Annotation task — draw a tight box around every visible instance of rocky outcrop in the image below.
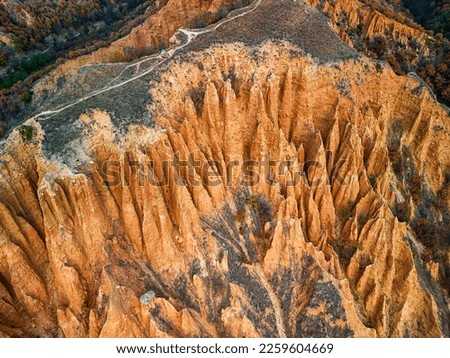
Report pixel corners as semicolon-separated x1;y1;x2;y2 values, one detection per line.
0;39;448;337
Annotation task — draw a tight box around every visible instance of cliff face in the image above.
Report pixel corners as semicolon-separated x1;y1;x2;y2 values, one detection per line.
0;0;448;338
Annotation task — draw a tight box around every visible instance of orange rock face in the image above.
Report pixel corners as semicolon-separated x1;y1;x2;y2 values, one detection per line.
0;0;448;338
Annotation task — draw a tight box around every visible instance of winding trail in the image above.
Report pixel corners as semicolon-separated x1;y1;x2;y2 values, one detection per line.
30;0;263;121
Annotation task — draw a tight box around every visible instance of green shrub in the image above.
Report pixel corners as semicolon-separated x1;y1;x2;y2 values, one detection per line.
13;37;28;52
339;210;353;220
358;214;369;226
20;53;50;73
409;174;422;203
0;52;52;90
0;121;6;137
395;201;410;223
19;125;35;142
331;238;357;267
0;51;8;67
21;91;32;103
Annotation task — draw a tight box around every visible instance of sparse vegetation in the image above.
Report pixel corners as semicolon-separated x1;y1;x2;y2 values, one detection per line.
358;214;369;227
12;37;28;52
389;150;403;175
21;91;32;103
409;174;423;203
235;209;246;223
395;201;411;222
338;200;355;221
0;52;55;90
358;253;373;270
188;83;206;116
339;209;353;220
19;125;35;142
123;46;157;62
331;238;357;266
234;192;274;260
0;51;8;67
0;121;6;138
246;194;273;224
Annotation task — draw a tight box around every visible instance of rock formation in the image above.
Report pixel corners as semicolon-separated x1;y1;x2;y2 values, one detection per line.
0;0;448;337
304;0;428;48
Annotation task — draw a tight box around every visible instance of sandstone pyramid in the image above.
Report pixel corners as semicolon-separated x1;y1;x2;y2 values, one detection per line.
0;0;448;337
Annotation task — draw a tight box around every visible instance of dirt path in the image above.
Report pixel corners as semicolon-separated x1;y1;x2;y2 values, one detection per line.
31;0;263;122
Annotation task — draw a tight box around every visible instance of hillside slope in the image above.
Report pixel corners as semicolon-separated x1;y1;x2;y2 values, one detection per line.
0;0;448;337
